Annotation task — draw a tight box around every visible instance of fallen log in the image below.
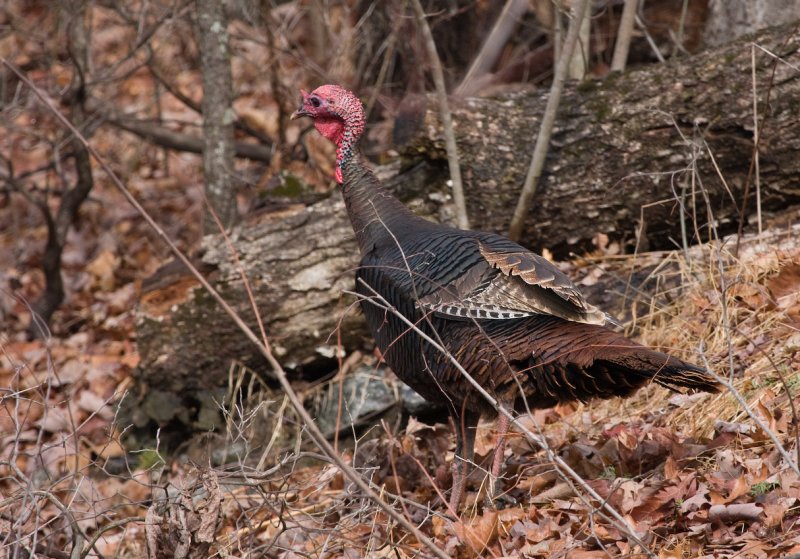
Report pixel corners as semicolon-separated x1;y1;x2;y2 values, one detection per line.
131;22;800;432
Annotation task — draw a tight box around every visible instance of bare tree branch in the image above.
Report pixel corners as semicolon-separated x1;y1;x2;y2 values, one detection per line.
508;0;590;241
148;56;274;145
456;0;529;98
108;116;272;162
25;0;96;331
0;531;71;559
410;0;469;230
635;13;666;63
260;0;287;149
567;0;591;80
611;0;639;72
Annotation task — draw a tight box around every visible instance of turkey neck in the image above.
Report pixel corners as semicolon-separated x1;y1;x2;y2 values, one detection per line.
339;153;431;255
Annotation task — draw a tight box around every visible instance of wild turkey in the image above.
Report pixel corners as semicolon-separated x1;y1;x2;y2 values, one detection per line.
291;85;719;511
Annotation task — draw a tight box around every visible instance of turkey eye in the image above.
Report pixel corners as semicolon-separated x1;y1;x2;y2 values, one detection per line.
310;97;321;108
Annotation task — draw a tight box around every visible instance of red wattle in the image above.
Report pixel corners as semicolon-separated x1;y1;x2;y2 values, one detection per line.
314;118;345;144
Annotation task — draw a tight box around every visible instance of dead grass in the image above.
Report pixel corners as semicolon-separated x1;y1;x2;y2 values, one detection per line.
632;229;800;441
3;227;800;557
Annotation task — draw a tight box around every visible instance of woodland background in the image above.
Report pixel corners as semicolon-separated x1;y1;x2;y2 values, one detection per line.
2;0;800;557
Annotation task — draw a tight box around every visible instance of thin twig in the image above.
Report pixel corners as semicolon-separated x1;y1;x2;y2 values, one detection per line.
363;32;396;122
751;44;762;235
108;116;273;162
0;531;71;559
508;0;590;241
733;326;800;474
81;517;146;559
567;1;590;80
734;33;795;255
687;136;799;475
553;4;563;66
456;0;529;97
677;0;689;47
0;57;451;559
634;14;666;63
697;350;800;476
148;57;273;144
610;0;639;72
409;0;469;230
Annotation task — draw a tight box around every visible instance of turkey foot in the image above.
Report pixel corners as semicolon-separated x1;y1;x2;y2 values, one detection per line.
484;412;512;508
449;410;479;513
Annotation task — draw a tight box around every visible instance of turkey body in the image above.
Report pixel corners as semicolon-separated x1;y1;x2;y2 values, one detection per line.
292;84;717;511
341;158;715;509
351;180;710;420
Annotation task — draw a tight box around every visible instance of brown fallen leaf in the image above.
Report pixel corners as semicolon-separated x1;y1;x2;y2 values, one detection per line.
36;406;72;433
472;419;498;457
87;249;120;291
50;358;86;387
75;390;113;419
569;550;614;559
452;510;498;557
658;539;693;559
664;455;679;479
530;481;574;503
618;479;645;513
714;420;756;436
707;475;750;505
762;499;791;528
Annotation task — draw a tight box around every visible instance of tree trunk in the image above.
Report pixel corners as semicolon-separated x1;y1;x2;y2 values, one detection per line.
704;0;800;46
132;22;800;431
196;0;237;231
30;0;95;334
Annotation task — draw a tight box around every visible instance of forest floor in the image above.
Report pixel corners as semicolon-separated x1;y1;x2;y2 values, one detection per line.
3;146;800;557
2;2;800;558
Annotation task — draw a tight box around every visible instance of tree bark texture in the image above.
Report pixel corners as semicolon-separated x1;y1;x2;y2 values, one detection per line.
704;0;800;46
404;21;800;257
133;23;800;429
196;0;237;230
134;163;442;385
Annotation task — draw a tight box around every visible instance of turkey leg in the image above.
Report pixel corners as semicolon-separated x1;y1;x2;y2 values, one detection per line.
488;411;510;502
450;408;480;512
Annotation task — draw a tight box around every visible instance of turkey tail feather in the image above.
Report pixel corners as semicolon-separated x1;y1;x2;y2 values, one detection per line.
596;349;720;394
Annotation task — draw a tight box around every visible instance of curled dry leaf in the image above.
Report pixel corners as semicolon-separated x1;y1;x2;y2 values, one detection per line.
762;499;791;527
237;105;279;140
86;249;120;291
75;390;113;419
452;510;498;557
714;420;756;435
618;478;646;513
768;261;800;319
49;358;86;387
36;405;72;433
708;503;763;525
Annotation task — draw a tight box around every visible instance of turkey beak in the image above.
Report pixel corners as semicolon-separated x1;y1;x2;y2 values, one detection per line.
291;90;311;120
291;106;309;120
